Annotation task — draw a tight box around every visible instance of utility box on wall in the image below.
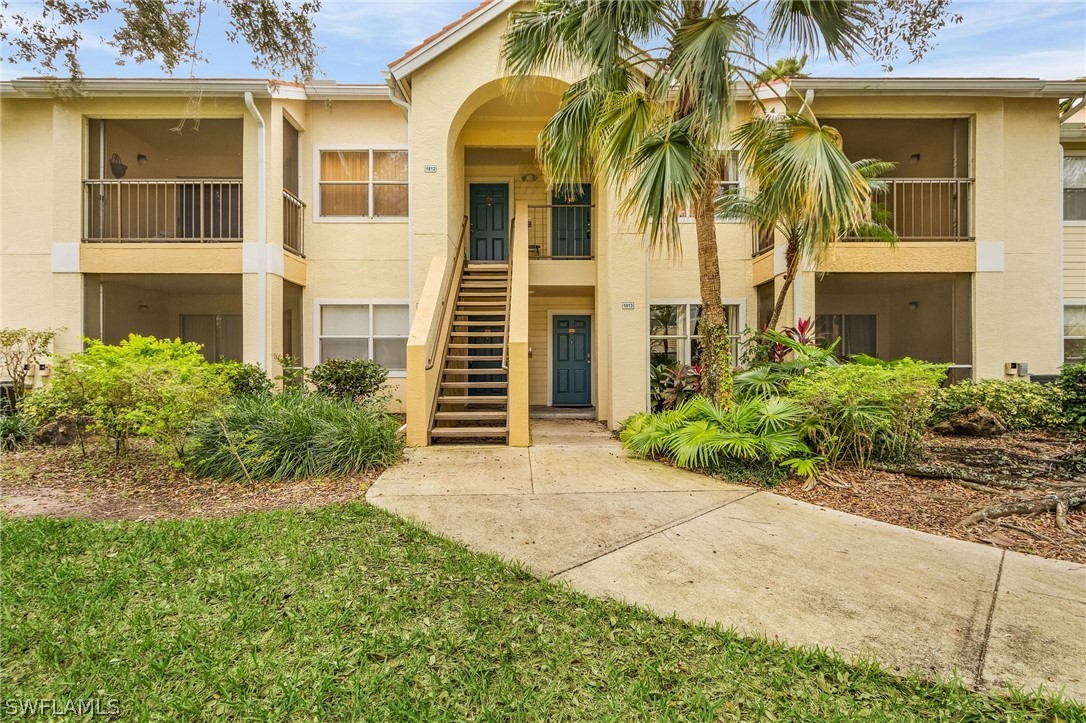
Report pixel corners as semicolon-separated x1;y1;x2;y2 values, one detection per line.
1004;362;1029;377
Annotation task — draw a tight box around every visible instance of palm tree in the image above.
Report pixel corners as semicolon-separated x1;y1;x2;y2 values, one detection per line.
501;0;872;404
724;112;897;331
755;55;809;84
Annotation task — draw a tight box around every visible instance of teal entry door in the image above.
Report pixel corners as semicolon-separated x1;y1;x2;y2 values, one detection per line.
552;315;591;406
551;184;591;258
469;184;509;261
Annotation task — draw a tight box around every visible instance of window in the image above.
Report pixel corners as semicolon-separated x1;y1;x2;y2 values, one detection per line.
1066;305;1085;365
318;303;409;372
318;149;408;219
1065;155;1086;221
815;314;877;358
679;153;740;220
650;303;741;368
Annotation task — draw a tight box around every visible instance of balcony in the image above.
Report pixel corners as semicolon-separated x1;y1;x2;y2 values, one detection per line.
84;117;243;243
283;189;305;256
83;179;242;242
849;178;974;242
527;203;594;259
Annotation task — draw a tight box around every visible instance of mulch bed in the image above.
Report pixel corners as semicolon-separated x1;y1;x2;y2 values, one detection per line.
1;441;374;522
772;431;1086;564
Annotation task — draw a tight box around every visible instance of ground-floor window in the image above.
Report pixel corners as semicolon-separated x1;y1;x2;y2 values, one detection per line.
318;302;409;372
1066;305;1085;365
815;314;877;358
649;303;741;368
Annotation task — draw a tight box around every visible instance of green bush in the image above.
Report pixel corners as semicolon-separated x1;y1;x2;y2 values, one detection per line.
217;360;273;398
0;412;34;451
187;392;402;482
788;360;947;464
620;396;817;483
26;335;228;457
308;358;389;403
1057;363;1086;429
930;379;1066;431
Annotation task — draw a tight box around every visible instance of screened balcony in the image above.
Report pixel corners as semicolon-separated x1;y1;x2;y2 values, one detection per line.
825;118;974;242
83;118;243;243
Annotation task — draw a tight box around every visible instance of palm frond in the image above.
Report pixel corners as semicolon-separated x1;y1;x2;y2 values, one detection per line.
765;0;871;62
618;117;700;255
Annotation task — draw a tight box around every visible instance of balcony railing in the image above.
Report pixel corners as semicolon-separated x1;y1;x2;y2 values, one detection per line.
83;179;243;242
527;204;594;259
849;178;974;242
283;189;305;257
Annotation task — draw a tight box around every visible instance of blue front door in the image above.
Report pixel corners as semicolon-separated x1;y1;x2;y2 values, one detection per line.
470;184;508;261
552;315;591;406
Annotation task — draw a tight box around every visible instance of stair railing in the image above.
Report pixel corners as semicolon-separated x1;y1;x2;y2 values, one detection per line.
501;218;514;372
425;215;469;370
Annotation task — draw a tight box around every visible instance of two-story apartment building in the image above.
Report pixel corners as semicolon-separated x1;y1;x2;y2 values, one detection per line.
2;1;1083;446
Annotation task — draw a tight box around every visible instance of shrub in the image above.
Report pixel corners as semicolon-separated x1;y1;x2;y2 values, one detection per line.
733;365;791;399
788;360;947;464
0;412;35;451
620;396;817;483
217;360;273;398
650;363;701;411
27;335;228;457
308;358;389;403
931;379;1066;431
187;393;402;482
1057;363;1086;429
0;327;60;408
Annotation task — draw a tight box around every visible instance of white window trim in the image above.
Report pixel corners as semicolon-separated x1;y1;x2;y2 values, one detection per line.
1063;151;1086;226
1065;303;1086;364
648;298;747;366
312;145;410;223
313;298;410;376
678;151;743;224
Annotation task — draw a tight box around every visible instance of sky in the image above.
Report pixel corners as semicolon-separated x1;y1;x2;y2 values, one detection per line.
1;0;1084;84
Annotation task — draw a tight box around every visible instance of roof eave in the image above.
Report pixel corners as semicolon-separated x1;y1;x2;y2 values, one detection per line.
387;0;515;81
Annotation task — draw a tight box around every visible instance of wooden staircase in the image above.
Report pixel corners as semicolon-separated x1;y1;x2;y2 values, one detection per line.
429;262;510;443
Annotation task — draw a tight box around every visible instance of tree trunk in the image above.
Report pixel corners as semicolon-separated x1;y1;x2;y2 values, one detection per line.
766;240;800;331
694;182;731;405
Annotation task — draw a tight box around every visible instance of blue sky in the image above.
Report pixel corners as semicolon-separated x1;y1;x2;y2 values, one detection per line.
2;0;1084;83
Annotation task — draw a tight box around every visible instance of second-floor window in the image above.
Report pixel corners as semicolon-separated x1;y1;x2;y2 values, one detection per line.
679;153;740;221
1065;154;1086;222
318;149;408;220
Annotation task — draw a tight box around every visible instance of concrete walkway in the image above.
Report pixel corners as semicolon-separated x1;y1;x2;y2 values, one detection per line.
368;420;1086;701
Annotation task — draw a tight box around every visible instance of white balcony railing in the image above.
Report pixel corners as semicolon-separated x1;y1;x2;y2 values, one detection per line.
83;179;243;242
849;178;974;242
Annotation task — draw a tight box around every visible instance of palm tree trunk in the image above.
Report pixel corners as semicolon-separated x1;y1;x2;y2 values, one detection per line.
767;240;801;331
694;183;731;405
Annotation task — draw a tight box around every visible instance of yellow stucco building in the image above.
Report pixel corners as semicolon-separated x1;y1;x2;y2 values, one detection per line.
2;1;1084;446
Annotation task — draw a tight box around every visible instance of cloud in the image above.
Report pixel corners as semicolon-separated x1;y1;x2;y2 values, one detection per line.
803;0;1085;79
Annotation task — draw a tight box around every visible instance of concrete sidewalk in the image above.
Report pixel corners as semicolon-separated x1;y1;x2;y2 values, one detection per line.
368;420;1086;700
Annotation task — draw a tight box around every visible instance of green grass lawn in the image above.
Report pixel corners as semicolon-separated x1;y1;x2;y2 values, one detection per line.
2;504;1081;721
